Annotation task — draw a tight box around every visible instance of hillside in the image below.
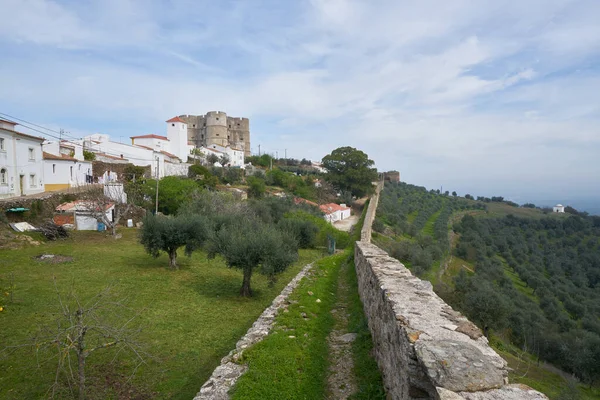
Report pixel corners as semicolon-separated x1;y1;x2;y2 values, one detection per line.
374;182;600;399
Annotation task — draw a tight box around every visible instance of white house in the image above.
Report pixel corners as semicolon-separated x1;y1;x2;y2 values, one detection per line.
42;140;92;191
166;117;189;161
0;118;45;198
319;203;351;223
195;144;245;167
553;204;565;213
54;200;115;231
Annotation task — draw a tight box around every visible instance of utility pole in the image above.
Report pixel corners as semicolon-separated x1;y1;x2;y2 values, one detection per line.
59;128;64;141
155;157;159;215
276;151;278;160
258;144;261;156
285;149;287;160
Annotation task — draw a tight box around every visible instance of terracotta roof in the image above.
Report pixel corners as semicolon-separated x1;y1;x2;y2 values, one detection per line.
0;118;17;125
43;151;77;161
160;150;179;159
319;203;350;215
134;144;154;151
166;116;186;123
97;153;129;161
14;131;45;141
56;200;114;212
130;134;169;140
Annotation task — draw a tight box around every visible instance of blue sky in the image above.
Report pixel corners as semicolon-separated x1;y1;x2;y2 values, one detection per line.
1;0;599;210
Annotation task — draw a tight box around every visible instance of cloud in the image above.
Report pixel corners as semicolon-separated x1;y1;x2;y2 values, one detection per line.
0;0;599;203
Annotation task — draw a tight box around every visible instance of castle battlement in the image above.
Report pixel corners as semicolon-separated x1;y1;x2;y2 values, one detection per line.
177;112;251;157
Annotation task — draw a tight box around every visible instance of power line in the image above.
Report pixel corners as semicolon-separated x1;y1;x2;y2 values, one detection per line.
0;111;160;163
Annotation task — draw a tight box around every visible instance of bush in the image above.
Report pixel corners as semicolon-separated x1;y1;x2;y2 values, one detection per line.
247;176;266;199
278;218;319;249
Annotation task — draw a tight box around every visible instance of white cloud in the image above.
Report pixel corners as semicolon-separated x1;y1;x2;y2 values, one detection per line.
1;0;599;203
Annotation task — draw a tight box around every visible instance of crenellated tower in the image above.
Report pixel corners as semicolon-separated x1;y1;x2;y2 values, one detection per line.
176;112;251;156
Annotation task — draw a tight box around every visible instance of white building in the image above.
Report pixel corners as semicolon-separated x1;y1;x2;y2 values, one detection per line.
55;200;114;231
319;203;351;223
42;140;92;191
553;204;565;213
166;117;189;161
194;144;245;167
0;118;45;198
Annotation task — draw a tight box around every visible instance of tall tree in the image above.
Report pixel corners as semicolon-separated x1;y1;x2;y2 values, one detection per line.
140;214;209;269
321;146;378;197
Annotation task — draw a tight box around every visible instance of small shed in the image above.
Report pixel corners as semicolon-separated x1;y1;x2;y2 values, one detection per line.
320;203;351;223
553;204;565;213
54;200;115;231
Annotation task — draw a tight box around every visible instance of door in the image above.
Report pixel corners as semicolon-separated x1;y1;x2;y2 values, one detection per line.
19;175;24;196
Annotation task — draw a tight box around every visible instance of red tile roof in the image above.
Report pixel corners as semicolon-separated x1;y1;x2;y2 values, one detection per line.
56;200;114;212
160;150;179;159
319;203;350;215
133;144;154;151
294;197;319;207
97;153;129;161
166;116;186;123
0;118;18;126
130;134;169;140
43;151;77;161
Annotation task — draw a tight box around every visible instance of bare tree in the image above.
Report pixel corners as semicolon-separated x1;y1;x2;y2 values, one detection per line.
219;154;230;166
31;282;147;400
80;184;133;236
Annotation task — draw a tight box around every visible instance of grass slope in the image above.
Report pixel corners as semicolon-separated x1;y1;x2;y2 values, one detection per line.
0;229;322;399
231;253;343;400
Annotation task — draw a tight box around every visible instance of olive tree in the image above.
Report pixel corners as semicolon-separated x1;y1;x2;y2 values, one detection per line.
208;219;298;297
139;214;209;269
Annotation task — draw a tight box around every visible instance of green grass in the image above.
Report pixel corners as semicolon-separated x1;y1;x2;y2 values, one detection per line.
407;210;418;224
0;229;323;399
422;209;442;237
345;254;386;399
493;341;600;399
231;253;344;400
497;256;538;303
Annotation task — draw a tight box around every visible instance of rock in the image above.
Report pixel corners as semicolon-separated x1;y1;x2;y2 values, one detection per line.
415;340;505;392
316;299;321;303
458;384;549;399
456;321;483;340
337;333;358;343
437;387;466;399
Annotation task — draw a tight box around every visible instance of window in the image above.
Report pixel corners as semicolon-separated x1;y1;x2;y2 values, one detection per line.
172;123;175;127
216;117;219;121
29;174;36;187
28;148;35;161
193;124;196;128
52;164;56;174
78;164;81;170
0;168;6;185
240;137;244;141
0;138;4;151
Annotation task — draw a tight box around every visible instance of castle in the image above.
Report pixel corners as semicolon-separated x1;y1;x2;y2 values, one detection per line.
175;112;251;157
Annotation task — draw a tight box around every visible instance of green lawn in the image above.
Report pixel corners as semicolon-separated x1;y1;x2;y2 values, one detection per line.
0;229;323;399
422;209;442;237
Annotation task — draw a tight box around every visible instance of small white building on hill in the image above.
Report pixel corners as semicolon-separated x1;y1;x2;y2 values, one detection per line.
553;204;565;213
320;203;351;223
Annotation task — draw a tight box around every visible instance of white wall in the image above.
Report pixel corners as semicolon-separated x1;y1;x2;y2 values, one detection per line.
164;162;190;177
166;121;189;161
13;135;45;196
43;159;92;187
133;137;170;151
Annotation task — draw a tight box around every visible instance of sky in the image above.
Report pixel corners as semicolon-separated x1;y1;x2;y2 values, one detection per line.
1;0;599;212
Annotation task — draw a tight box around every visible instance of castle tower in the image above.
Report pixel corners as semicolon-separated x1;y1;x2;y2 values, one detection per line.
226;117;251;156
166;116;189;161
205;111;228;148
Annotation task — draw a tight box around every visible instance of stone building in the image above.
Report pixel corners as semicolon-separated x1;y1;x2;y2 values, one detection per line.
175;111;250;157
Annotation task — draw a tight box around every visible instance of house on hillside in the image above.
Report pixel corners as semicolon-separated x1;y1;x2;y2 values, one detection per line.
0;118;45;198
42;139;92;191
553;204;565;213
320;203;351;223
54;200;115;231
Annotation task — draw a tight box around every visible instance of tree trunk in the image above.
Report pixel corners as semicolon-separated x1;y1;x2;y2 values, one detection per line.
240;268;253;297
76;310;87;400
168;249;178;270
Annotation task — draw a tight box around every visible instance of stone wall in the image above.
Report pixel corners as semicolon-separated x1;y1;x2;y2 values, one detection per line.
360;180;383;242
354;241;547;399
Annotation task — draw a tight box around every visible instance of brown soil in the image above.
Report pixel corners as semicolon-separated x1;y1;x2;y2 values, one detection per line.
326;258;358;399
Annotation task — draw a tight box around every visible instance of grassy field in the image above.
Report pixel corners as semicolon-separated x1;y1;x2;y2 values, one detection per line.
0;229;323;399
422;209;442;237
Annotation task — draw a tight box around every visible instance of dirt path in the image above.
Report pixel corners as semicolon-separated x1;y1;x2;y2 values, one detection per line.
326;258;358;399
